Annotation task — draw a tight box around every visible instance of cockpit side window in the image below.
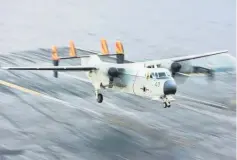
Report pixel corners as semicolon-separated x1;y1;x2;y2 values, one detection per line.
155;72;159;79
150;72;155;78
166;72;171;77
158;72;166;78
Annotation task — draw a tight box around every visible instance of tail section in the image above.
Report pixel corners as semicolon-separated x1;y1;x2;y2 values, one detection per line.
115;41;124;64
50;39;126;78
100;39;125;63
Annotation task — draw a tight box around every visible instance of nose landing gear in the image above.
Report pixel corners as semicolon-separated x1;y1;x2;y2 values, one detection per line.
163;101;171;108
160;95;172;108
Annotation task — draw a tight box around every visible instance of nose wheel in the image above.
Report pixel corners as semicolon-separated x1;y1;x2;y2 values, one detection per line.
163;101;171;108
161;95;171;108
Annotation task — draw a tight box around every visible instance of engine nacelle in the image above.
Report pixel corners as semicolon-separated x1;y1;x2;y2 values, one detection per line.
159;60;192;74
106;67;125;88
108;67;120;77
158;60;182;74
171;62;182;73
159;60;192;85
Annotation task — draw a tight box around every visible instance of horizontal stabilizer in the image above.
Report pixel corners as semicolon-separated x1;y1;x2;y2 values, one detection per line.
1;65;98;71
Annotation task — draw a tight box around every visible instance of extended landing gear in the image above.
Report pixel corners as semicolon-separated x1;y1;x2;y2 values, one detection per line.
97;93;103;103
100;78;114;89
160;95;171;108
95;81;112;103
108;76;114;88
95;89;103;103
163;101;171;108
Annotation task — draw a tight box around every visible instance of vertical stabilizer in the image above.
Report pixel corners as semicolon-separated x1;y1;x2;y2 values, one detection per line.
51;45;59;78
115;41;124;64
69;40;77;57
100;39;109;55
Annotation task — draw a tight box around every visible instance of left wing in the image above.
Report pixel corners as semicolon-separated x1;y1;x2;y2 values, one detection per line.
169;50;228;62
1;65;98;71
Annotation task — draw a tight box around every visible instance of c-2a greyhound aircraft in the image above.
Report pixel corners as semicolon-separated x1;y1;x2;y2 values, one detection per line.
1;39;229;108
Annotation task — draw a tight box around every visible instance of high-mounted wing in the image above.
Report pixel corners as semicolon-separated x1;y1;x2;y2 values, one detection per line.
170;50;228;62
1;65;97;71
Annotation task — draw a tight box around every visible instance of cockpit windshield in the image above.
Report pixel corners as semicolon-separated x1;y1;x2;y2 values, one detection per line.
158;72;166;78
148;71;170;79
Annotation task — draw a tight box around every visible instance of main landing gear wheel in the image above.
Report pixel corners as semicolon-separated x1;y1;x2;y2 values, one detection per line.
96;93;103;103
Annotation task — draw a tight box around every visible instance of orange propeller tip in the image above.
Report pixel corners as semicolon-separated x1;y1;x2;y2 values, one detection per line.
52;45;57;50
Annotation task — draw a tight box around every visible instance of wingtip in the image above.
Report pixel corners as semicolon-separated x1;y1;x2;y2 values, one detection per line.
1;67;9;70
220;50;228;53
210;50;228;54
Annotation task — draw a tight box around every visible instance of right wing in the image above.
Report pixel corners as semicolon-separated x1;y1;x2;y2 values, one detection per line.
1;65;98;71
170;50;228;62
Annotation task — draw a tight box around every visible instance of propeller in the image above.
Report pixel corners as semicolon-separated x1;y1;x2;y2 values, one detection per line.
170;60;216;85
171;62;182;73
108;67;120;77
192;66;215;80
107;67;125;87
170;61;192;77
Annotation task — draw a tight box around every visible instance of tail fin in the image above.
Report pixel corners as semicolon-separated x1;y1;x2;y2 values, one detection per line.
100;39;109;55
115;41;124;64
51;45;59;78
69;40;77;57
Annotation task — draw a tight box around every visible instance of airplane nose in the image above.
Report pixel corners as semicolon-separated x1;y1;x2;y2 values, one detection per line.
163;80;177;95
